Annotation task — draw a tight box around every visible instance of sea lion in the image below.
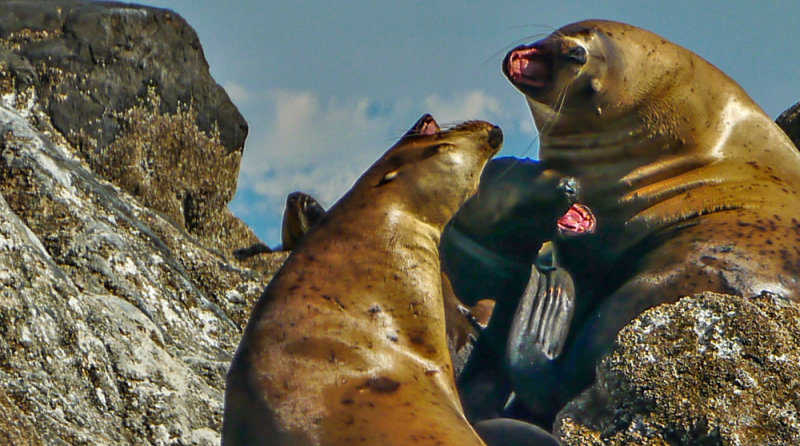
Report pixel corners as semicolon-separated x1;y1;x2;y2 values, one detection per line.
441;157;585;307
232;192;326;259
281;191;327;251
492;19;800;421
439;157;595;423
237;186;483;375
222;115;504;446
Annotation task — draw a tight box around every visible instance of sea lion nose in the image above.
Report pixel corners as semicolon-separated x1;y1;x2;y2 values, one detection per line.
488;126;503;150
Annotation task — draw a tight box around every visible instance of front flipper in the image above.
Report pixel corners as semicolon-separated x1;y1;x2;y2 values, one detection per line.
507;242;576;366
503;242;578;424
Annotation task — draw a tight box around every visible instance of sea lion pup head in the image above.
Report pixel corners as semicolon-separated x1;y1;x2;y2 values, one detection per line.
281;191;326;250
343;114;504;231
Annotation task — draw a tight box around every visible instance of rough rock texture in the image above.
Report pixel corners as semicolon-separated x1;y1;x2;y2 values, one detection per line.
0;1;288;444
3;2;800;445
0;0;250;254
777;101;800;149
556;292;800;446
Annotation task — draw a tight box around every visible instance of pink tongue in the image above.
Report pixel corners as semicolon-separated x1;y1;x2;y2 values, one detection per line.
509;49;547;84
557;203;596;236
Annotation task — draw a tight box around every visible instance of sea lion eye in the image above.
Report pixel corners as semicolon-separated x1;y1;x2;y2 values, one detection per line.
563;45;587;65
376;170;398;187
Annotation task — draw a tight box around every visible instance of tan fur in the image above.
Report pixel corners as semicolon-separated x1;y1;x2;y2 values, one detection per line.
502;20;800;419
222;120;501;445
513;20;800;302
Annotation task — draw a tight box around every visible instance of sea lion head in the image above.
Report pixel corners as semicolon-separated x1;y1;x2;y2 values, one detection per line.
503;20;699;141
281;191;327;250
501;19;759;248
349;114;503;231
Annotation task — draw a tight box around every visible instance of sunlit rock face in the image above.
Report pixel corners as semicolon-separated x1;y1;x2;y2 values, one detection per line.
557;292;800;446
0;1;287;444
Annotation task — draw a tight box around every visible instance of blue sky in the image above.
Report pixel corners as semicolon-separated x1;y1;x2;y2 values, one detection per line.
144;1;800;245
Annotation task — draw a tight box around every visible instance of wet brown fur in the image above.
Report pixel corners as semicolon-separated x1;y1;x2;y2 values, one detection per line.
505;19;800;418
222;120;501;446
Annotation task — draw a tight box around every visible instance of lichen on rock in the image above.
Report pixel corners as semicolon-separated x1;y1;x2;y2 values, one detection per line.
557;292;800;445
95;86;244;253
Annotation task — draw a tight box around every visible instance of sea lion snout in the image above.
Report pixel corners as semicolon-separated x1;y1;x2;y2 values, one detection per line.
488;125;503;150
504;42;554;89
504;32;601;118
449;120;502;150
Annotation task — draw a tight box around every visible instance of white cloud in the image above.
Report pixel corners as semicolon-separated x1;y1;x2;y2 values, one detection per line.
222;81;256;106
423;91;503;126
231;89;508;243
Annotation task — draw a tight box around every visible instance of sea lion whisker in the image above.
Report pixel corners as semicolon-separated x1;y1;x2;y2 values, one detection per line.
484;32;551;65
538;79;573;136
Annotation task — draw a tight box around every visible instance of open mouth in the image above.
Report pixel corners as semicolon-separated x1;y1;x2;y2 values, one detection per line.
557;203;596;237
504;42;553;90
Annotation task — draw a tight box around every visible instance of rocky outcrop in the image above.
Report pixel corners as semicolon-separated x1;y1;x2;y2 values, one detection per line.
0;0;251;254
777;101;800;149
0;1;287;444
556;292;800;445
2;2;800;445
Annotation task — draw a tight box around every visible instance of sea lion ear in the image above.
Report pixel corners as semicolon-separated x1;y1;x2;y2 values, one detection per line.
404;113;440;138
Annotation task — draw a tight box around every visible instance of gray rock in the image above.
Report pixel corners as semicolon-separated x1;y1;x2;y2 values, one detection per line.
777;101;800;149
556;292;800;445
0;0;251;254
0;1;289;444
0;0;247;157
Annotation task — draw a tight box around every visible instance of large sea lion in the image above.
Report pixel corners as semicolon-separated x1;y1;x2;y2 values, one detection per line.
450;19;800;424
222;115;508;446
507;18;800;420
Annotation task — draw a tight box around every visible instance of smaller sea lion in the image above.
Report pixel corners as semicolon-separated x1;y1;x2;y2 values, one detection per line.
233;191;326;259
222;115;502;446
281;191;326;251
440;157;582;307
440;157;596;425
